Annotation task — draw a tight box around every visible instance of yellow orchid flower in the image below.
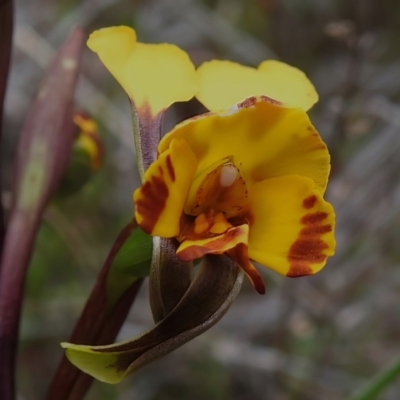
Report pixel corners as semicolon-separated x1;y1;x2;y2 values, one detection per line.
86;25;334;294
60;29;337;386
134;96;335;294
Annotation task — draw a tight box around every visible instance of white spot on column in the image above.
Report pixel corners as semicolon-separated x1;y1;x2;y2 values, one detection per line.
220;164;238;187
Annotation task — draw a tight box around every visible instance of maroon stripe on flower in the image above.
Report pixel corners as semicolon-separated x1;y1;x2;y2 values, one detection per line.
165;154;175;182
135;176;169;234
302;195;317;209
287;211;332;277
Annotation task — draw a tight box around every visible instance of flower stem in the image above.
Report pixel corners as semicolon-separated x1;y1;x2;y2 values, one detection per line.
130;102;163;182
0;210;40;400
0;27;83;400
350;356;400;400
0;0;14;257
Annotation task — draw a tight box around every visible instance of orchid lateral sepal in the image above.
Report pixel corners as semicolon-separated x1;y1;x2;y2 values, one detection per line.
149;237;192;323
48;220;152;399
62;255;244;384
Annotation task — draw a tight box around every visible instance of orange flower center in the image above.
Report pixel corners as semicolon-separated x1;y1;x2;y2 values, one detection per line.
175;158;266;294
179;158;249;241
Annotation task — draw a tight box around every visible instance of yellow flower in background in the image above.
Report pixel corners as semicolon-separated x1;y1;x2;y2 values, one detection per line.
134;97;335;294
55;112;104;199
87;26;198;117
73;112;104;170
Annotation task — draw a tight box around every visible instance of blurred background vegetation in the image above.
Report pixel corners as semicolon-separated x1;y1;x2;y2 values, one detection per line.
4;0;400;399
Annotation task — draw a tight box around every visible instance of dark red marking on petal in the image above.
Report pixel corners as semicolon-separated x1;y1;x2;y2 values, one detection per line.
286;263;314;277
301;212;328;225
177;226;244;262
237;96;282;109
259;95;282;106
166;154;176;182
238;97;257;109
303;195;317;209
135;176;169;234
287;211;331;277
301;224;332;236
288;239;327;267
227;243;265;294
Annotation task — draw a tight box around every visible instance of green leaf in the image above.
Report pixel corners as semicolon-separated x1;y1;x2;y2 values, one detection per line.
106;226;152;308
350;354;400;400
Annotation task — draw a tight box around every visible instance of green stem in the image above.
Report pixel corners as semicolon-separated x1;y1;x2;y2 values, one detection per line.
350;355;400;400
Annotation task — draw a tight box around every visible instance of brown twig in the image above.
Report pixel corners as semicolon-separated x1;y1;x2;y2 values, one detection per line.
46;219;143;400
